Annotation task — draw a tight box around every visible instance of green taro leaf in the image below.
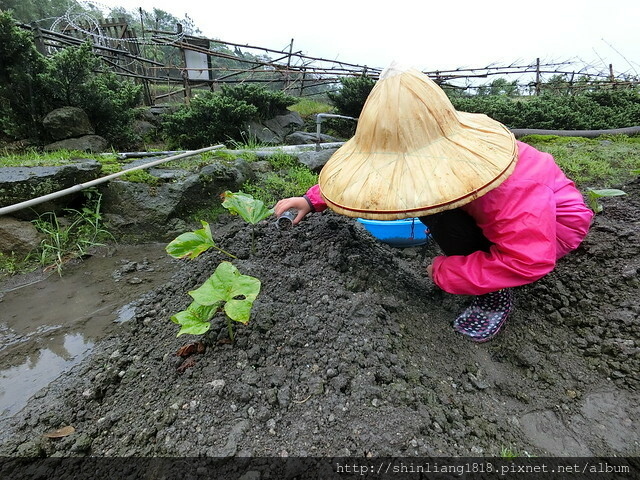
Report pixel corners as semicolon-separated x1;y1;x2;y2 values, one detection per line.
189;261;261;324
166;221;215;259
222;191;274;225
588;188;626;197
171;301;219;336
586;188;626;213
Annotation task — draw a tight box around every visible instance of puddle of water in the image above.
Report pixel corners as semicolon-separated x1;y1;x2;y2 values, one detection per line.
0;243;178;417
114;301;139;324
0;333;93;416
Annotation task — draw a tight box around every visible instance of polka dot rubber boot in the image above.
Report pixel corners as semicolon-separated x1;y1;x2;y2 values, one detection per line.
453;289;514;342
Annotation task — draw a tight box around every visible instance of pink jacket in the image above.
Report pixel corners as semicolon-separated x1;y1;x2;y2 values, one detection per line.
305;141;594;295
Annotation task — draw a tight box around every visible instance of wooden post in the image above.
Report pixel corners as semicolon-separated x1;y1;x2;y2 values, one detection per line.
31;22;47;55
569;71;575;96
609;63;615;88
299;67;306;96
535;58;541;96
137;8;152;105
284;38;293;90
177;23;191;104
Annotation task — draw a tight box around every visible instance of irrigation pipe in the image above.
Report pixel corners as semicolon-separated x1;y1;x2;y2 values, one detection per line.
0;144;225;217
510;126;640;138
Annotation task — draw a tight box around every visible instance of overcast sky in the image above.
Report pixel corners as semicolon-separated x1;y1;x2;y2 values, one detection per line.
88;0;638;77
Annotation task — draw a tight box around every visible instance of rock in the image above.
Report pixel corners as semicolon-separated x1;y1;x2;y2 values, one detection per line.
0;216;43;255
297;148;339;172
132;120;156;138
43;106;94;141
70;433;93;453
44;135;109;153
0;161;102;219
285;131;340;145
15;440;44;457
99;159;253;241
245;112;304;144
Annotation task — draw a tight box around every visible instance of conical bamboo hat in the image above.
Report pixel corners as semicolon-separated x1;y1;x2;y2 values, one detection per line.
318;64;518;220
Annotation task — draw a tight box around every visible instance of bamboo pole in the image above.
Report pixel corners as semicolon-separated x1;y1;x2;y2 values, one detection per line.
0;145;224;216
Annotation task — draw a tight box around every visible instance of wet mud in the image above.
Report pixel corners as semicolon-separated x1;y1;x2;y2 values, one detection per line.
0;180;638;458
0;244;179;417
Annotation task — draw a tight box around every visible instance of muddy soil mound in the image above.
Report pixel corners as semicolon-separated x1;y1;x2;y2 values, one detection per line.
0;180;638;458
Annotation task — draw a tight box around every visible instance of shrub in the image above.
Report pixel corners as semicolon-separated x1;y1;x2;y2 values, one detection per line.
450;87;640;130
79;72;142;148
161;92;258;149
220;84;297;119
0;15;142;148
327;75;375;118
39;42;143;149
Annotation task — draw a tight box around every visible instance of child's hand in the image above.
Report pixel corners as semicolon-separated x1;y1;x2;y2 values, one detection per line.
274;197;311;225
426;264;434;280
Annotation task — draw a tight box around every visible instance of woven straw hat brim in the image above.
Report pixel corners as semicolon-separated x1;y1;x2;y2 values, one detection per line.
318;68;518;220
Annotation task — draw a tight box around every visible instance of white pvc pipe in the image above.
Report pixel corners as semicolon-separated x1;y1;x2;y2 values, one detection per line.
0;144;225;216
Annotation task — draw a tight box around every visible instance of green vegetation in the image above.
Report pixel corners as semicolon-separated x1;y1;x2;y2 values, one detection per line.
500;446;532;458
220;84;297;120
165;217;261;341
161;92;257;150
0;149;109;167
161;85;298;149
585;188;627;213
325;75;375;138
32;190;113;275
0;12;142;148
289;98;334;117
0;190;112;277
0;252;32;276
328;75;375;118
242;167;318;207
522;135;640;187
166;220;236;260
238;151;318;207
0;10;50;140
221;191;274;254
171;261;261;340
225;132;270;151
451;89;640;130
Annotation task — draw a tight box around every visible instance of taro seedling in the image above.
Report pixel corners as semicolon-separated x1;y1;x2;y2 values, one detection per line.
171;261;261;341
166;220;236;259
586;188;626;213
221;191;274;254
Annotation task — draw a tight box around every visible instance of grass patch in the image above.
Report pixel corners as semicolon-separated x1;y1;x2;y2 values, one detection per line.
0;189;115;278
264;152;300;170
0;251;37;277
0;148;111;167
32;190;114;275
242;165;318;207
500;446;532;458
289;98;334;118
120;169;160;185
521;135;640;188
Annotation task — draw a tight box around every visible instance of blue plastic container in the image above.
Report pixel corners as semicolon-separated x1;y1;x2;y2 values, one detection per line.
356;218;430;247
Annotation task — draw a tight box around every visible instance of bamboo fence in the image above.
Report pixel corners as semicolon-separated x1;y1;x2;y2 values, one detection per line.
17;19;639;106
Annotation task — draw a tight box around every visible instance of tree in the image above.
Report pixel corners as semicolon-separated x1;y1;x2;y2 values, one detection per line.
0;10;49;138
0;0;78;28
476;78;520;97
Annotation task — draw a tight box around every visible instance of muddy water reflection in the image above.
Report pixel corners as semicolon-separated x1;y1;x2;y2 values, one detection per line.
0;244;178;416
0;333;93;416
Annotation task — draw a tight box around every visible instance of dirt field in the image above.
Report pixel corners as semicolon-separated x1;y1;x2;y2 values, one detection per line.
0;178;638;460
